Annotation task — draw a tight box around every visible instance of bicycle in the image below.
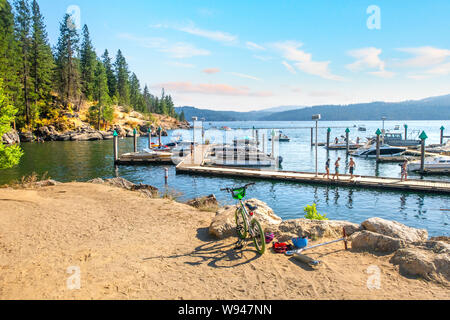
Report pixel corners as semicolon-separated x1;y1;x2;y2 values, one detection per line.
221;183;266;255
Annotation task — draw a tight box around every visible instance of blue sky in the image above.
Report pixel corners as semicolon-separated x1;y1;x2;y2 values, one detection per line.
39;0;450;111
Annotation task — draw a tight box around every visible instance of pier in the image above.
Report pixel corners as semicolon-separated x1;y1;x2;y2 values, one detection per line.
176;145;450;194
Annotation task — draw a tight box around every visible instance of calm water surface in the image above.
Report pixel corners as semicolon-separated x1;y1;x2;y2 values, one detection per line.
1;121;449;236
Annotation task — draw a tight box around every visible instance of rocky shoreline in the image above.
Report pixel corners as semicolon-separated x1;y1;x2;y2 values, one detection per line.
2;121;190;144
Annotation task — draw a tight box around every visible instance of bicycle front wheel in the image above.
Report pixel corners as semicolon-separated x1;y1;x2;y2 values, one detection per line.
235;207;248;240
250;219;266;255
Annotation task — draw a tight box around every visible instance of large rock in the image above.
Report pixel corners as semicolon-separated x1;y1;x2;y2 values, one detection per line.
88;177;158;198
362;217;428;243
70;132;103;141
19;131;34;142
275;219;362;242
186;194;219;210
391;245;450;284
351;230;407;253
2;130;20;145
209;199;282;239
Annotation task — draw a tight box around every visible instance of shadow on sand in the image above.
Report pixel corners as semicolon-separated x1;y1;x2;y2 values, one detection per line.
142;227;263;269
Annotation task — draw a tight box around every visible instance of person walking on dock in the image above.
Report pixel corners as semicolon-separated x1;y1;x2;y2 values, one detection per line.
349;157;356;181
332;157;341;180
323;158;331;179
401;160;408;182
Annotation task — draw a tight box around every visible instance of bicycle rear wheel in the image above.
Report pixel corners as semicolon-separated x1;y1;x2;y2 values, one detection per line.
235;207;248;240
250;219;265;255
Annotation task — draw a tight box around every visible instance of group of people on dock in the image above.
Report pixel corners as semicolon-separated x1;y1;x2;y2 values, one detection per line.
323;157;356;181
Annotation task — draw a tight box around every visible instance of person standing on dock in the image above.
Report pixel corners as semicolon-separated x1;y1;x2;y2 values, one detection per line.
335;137;339;144
323;158;331;179
401;160;408;182
332;157;341;180
349;157;356;181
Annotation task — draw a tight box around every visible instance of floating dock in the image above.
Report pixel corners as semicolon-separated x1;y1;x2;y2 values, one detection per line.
176;146;450;194
177;165;450;194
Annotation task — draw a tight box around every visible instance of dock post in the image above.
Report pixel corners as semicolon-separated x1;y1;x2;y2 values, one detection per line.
440;126;445;145
164;168;169;185
271;130;275;159
419;131;428;173
404;124;408;141
262;133;266;154
345;128;350;155
158;126;162;147
256;130;259;147
113;130;119;163
326;128;331;149
133;128;138;153
311;127;314;147
375;129;381;162
148;129;152;149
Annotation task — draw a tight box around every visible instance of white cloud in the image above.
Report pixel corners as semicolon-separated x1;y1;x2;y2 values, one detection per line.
246;41;265;51
397;46;450;67
273;41;344;81
229;72;262;81
346;47;395;78
117;33;210;59
282;61;296;74
177;24;237;44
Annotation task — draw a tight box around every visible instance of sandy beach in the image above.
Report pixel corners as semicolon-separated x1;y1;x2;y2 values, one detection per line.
0;182;448;300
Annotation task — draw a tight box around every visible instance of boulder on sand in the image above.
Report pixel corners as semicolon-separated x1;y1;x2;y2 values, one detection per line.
362;217;428;243
351;230;407;253
209;199;282;239
186;194;219;211
275;219;362;242
391;244;450;284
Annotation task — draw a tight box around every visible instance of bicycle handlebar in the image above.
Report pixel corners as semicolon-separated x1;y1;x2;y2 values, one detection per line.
221;183;255;193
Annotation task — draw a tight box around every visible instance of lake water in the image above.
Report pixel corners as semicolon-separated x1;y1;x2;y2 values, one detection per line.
1;120;449;236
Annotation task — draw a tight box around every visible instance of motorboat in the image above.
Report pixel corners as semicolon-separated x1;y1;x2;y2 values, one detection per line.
269;132;290;142
358;125;367;132
394;125;401;130
119;148;173;161
352;144;406;158
407;156;450;173
376;133;421;147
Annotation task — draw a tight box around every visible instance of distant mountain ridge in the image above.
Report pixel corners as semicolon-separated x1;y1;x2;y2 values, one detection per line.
175;94;450;121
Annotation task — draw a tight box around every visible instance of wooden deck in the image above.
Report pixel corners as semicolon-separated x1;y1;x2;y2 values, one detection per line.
176;145;450;194
176;165;450;194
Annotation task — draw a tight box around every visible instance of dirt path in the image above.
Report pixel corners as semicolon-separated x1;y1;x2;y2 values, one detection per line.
0;183;448;300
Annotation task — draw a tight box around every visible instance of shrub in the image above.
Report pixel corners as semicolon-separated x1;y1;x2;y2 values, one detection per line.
304;204;328;220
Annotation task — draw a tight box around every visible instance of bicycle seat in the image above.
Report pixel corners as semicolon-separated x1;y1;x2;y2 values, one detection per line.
245;203;258;211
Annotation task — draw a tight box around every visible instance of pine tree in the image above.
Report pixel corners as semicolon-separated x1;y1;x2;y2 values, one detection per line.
114;49;130;107
30;0;54;113
102;49;116;99
0;79;23;169
178;110;185;122
54;13;80;109
80;24;96;100
129;72;145;112
0;0;20;106
14;0;32;125
92;59;110;129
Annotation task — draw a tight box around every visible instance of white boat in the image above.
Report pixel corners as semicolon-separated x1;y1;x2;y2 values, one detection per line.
269;132;290;142
407;156;450;173
358;125;367;132
120;148;173;161
352;144;406;158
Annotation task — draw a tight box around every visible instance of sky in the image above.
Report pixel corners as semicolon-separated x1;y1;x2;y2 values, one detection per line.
38;0;450;111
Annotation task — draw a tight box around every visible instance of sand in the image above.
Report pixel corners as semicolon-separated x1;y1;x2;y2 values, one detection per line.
0;182;448;300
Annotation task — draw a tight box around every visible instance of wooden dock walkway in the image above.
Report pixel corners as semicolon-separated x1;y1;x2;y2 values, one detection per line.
176;146;450;194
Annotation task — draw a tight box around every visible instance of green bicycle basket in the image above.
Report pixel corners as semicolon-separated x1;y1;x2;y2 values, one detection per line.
232;188;246;200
